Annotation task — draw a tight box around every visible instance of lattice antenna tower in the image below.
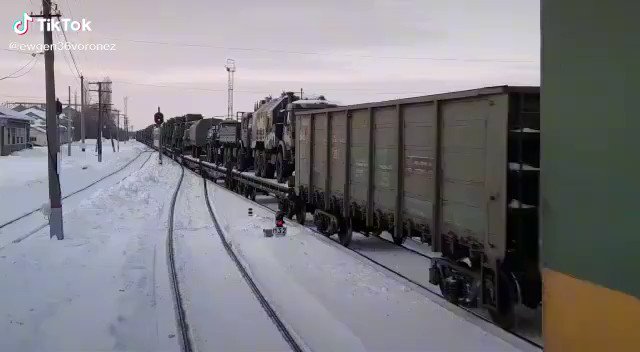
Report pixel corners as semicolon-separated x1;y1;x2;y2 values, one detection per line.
225;59;236;120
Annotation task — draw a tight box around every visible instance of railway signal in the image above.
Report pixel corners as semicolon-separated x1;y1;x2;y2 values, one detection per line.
154;107;164;165
154;109;164;126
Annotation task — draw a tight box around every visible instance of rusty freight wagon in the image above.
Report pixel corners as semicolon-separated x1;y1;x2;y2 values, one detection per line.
293;85;541;328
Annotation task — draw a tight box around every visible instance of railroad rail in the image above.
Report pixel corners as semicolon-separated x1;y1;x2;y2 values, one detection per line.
4;152;155;248
165;159;193;352
148;139;543;351
0;149;153;231
164;151;302;352
203;179;304;352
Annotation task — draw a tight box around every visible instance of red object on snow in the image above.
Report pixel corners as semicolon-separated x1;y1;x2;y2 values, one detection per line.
276;220;284;227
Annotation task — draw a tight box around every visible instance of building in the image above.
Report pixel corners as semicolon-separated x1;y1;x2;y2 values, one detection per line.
0;106;32;156
15;106;75;146
20;107;47;126
542;1;639;350
30;125;47;146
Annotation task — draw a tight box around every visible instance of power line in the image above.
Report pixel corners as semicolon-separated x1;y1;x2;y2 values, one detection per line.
100;36;537;63
59;0;90;73
63;0;75;20
0;56;39;81
55;31;81;81
110;79;444;96
1;48;43;56
60;27;83;77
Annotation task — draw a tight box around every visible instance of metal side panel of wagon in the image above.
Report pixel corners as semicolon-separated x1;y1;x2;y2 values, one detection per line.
294;85;541;329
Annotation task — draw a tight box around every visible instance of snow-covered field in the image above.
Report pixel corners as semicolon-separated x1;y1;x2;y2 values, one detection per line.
0;140;147;225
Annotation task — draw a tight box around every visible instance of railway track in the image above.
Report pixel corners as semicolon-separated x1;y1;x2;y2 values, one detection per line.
0;148;154;231
156;146;542;350
330;236;543;349
165;161;193;352
190;166;543;351
202;177;303;352
0;150;155;250
166;155;303;352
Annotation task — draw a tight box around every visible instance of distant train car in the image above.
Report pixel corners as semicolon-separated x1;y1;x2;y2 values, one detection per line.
214;119;241;167
162;118;176;147
238;112;253;171
182;114;203;154
292;85;541;329
172;116;186;149
187;118;216;158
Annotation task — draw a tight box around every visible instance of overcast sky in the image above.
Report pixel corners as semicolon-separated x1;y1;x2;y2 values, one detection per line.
1;0;540;130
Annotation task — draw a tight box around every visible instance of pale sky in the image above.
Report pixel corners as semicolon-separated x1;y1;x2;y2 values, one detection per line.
1;0;540;130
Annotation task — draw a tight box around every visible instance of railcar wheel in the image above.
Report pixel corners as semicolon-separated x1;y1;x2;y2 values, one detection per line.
259;153;267;178
338;219;353;247
296;204;306;225
437;268;460;305
488;269;517;330
276;151;285;184
265;159;275;179
238;147;248;172
285;201;296;220
392;232;406;245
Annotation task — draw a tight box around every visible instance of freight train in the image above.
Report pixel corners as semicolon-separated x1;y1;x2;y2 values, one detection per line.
136;85;541;329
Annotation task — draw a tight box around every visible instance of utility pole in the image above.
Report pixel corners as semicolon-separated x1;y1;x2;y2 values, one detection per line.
81;75;85;152
124;96;128;143
115;109;120;152
98;85;103;161
225;59;236;120
67;86;71;156
110;109;116;153
89;81;111;162
38;0;64;240
74;90;77;144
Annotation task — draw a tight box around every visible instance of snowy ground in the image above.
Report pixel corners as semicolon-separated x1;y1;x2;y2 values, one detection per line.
0;147;179;351
0;139;147;225
172;165;291;351
206;175;539;352
0;146;540;351
255;195;543;346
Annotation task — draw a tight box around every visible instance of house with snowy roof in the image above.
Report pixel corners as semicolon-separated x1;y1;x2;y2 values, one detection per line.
20;107;47;127
0;106;32;156
12;106;75;147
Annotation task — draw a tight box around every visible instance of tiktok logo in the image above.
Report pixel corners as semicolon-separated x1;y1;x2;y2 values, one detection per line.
13;12;33;35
